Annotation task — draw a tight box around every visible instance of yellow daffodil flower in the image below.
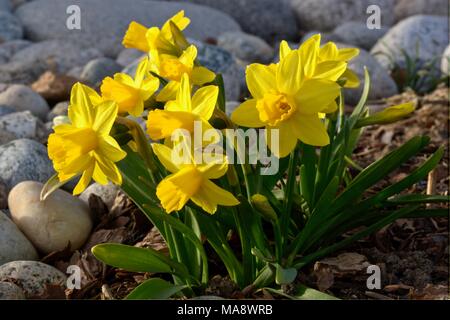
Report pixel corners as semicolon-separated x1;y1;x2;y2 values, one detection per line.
278;35;359;119
100;58;159;117
48;83;127;195
152;143;239;214
122;10;190;55
231;49;342;157
279;35;359;88
150;45;216;101
147;73;218;142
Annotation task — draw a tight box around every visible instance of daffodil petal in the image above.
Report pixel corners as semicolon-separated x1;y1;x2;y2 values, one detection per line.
69;83;94;127
98;136;127;162
314;61;347;81
73;163;94;195
231;99;264;128
151;143;180;173
337;48;359;61
157;81;180;102
191;66;216;85
279;40;292;60
192;180;239;214
293;113;330;147
191;85;218;120
122;21;149;52
246;63;276;99
295;79;340;115
276;51;302;95
266;123;298;158
92;101;118;134
341;68;360;88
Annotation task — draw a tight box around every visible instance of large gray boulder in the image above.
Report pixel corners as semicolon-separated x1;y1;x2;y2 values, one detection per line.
162;0;297;42
394;0;449;21
340;45;398;105
371;15;449;73
292;0;395;31
15;0;241;57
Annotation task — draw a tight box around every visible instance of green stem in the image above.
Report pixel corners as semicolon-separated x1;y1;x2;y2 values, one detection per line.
281;146;299;256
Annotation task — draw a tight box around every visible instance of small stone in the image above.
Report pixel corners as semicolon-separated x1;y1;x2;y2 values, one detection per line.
0;11;23;42
217;31;274;63
31;71;78;104
0;211;38;265
79;182;120;210
331;22;388;50
0;261;67;298
8;181;93;254
0;84;49;120
0;282;26;300
0;139;54;190
116;48;144;67
80;57;122;87
66;66;83;79
0;111;45;141
46;101;68;122
0;39;31;64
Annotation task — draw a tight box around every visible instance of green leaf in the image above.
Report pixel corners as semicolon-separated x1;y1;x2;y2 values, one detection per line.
294;205;419;269
92;243;188;277
385;194;450;205
275;264;297;285
126;278;187;300
40;173;72;201
355;102;415;128
214;74;226;112
294;285;339;300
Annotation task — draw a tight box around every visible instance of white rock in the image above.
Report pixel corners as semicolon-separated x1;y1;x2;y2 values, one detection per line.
0;282;26;300
0;111;43;140
371;15;449;73
0;84;49;120
0;261;66;298
8;181;93;254
0;211;38;265
79;182;120;210
441;44;450;75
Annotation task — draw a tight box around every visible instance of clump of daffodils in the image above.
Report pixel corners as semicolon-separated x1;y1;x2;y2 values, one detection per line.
46;11;413;214
46;11;442;298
